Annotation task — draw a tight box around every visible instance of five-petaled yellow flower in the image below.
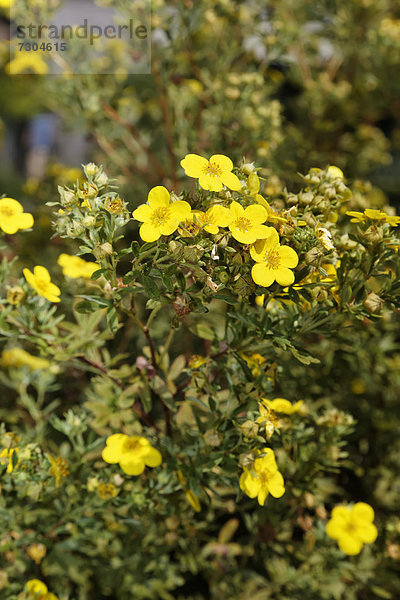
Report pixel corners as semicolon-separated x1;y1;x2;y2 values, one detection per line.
0;198;34;234
250;228;298;287
180;154;241;192
132;186;191;242
23;266;61;303
228;201;271;244
240;448;285;506
346;209;400;226
57;254;98;279
262;398;304;415
326;502;378;555
102;434;162;476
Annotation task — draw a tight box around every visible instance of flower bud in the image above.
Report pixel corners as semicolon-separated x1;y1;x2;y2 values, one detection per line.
82;215;96;228
239;420;258;438
305;247;324;265
364;292;383;314
7;286;25;305
67;221;85;238
241;162;256;175
84;163;99;177
95;171;109;187
364;225;383;243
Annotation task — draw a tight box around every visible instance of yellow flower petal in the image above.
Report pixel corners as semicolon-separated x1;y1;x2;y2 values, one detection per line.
337;533;363;555
352;502;375;523
244;204;267;225
267;470;285;498
275;267;295;286
186;489;201;512
278;246;299;268
148;186;170;209
180;154;209;177
139;222;161;242
120;458;145;475
143;446;162;468
132;204;152;222
251;263;276;287
220;170;241;191
198;174;223;192
209;154;233;172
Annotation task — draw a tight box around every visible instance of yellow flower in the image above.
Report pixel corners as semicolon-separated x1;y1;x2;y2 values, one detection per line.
97;482;119;500
262;398;303;415
57;254;98;279
132;186;191;242
23;266;61;303
240;448;285;506
228;201;271;244
0;447;18;473
202;205;232;234
26;543;47;565
24;579;59;600
7;51;49;75
346;209;400;226
177;210;205;237
188;355;209;369
0;198;34;234
256;403;279;439
1;348;50;371
102;433;162;476
250;228;299;287
180;154;241;192
25;579;48;597
185;490;201;512
48;456;69;487
239;352;266;377
326;503;378;555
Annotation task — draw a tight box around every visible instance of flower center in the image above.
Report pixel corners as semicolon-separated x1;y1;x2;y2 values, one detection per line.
0;207;15;218
234;217;252;233
122;438;141;453
203;162;222;177
264;248;281;269
151;207;170;227
35;279;50;293
344;521;357;535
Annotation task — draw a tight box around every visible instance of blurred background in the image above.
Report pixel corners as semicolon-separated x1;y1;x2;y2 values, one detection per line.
1;0;399;207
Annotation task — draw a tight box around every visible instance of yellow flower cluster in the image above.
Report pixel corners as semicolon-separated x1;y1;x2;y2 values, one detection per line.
1;348;50;371
102;434;162;476
326;502;378;555
24;579;58;600
240;448;285;506
132;154;299;288
346;208;400;226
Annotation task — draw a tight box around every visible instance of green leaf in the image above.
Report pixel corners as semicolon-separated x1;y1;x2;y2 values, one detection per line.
90;268;108;280
141;275;160;300
187;322;215;340
214;290;238;304
107;307;118;333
